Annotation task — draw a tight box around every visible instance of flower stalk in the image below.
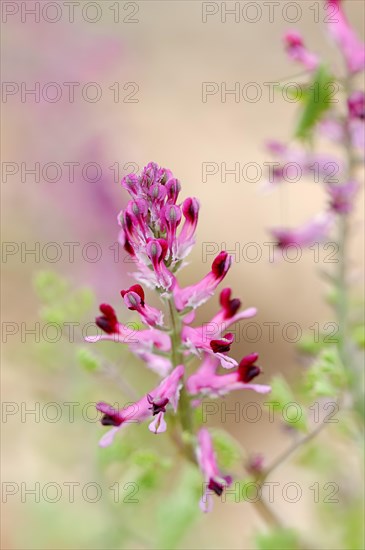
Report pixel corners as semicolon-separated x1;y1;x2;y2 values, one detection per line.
87;162;270;509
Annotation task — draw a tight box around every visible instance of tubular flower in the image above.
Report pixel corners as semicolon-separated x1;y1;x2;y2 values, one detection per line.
177;197;200;259
347;91;365;151
270;213;334;250
187;353;271;397
264;140;344;188
121;284;164;327
210;287;257;327
327;180;359;214
173;251;232;311
96;365;184;446
196;428;232;512
325;0;365;74
284;30;319;70
86;163;270;511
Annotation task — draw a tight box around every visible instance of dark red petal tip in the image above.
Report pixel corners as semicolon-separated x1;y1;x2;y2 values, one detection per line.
210;333;234;353
182;197;199;222
96;402;123;426
211;251;230;278
96;304;118;334
238;354;261;383
208;478;224;496
239;352;259;366
219;287;241;318
148;396;169;416
121;284;145;305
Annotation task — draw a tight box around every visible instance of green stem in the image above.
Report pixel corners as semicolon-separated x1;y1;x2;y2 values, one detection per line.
336;214;350;369
257;413;333;484
336;72;359;369
167;296;196;463
249;76;359;548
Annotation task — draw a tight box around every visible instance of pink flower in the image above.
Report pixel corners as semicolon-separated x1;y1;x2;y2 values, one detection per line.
210;287;257;326
284;30;319;70
121;284;164;327
183;326;238;369
119;163;199;273
96;365;184;446
87;304;170;347
160;204;182;258
347;91;365;152
86;303;171;375
325;0;365;74
318;118;344;143
319;116;364;153
327;180;359;214
174;251;232;311
95;304;120;335
264;140;343;187
196;428;232;512
348;91;365;120
129;350;172;377
181;289;257;369
247;454;265;475
270;213;334;249
176;197;200;259
187;353;271;397
87;162;271;512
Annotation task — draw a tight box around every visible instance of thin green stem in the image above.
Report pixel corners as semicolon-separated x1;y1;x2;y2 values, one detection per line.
335;74;357;372
336;214;350;368
167;296;196;463
249;76;360;546
257;413;334;484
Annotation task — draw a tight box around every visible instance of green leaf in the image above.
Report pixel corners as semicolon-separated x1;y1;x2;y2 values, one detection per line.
132;449;171;490
255;528;300;550
303;347;347;398
352;325;365;349
296;443;335;472
268;376;307;431
77;347;100;372
297;333;325;356
157;465;202;549
269;376;295;409
341;501;365;550
295;65;335;140
96;436;135;469
34;271;69;303
40;305;68;325
34;271;95;335
239;477;256;502
211;428;243;469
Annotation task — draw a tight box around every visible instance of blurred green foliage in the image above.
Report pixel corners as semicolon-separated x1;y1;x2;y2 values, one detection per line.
268;376;308;431
295;65;335;140
255;528;300;550
157;465;202;549
303;348;347;398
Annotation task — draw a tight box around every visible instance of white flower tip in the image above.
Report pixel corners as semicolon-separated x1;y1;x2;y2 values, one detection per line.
242;307;257;318
85;335;101;343
148;414;167;434
98;427;119;447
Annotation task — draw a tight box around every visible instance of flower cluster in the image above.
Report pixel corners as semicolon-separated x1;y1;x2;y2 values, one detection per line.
87;162;271;510
269;0;364;250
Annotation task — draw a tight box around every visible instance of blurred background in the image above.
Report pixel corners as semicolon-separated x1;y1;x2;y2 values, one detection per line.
1;1;364;549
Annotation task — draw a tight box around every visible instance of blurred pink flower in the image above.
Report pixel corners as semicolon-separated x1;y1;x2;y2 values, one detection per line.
327;180;359;214
325;0;365;73
283;30;319;70
270;213;334;249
